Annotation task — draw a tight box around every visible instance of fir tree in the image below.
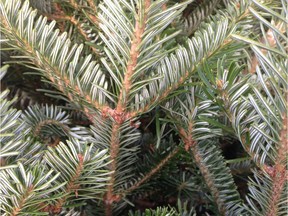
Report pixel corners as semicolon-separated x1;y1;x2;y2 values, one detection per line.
0;0;287;215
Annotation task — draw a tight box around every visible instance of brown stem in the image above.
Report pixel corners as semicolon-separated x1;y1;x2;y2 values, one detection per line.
34;119;70;136
178;124;227;215
87;0;97;13
104;123;121;216
48;154;84;214
68;0;80;10
191;144;226;215
11;185;34;216
69;16;100;53
265;113;288;216
115;1;150;114
178;123;195;151
215;79;233;121
123;147;179;195
103;1;151;215
68;0;98;26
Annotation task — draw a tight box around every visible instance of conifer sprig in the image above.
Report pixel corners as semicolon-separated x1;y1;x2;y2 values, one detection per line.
0;0;287;215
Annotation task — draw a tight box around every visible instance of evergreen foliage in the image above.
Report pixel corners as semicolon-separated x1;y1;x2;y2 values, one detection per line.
0;0;287;215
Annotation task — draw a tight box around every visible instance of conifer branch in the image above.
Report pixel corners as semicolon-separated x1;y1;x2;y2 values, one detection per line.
239;133;274;174
178;123;240;215
0;163;64;215
69;0;80;10
215;79;233;121
104;123;121;216
129;38;232;118
103;2;151;214
87;0;97;14
245;21;286;74
130;70;190;117
116;0;151;114
178;123;195;151
240;137;270;169
265;114;288;216
68;0;99;26
184;0;220;37
212;76;273;172
130;2;251;118
48;153;84;214
181;130;227;214
0;8;111;123
123;147;179;195
33;119;70;137
191;144;227;215
44;12;100;56
1;0;286;214
11;185;34;216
